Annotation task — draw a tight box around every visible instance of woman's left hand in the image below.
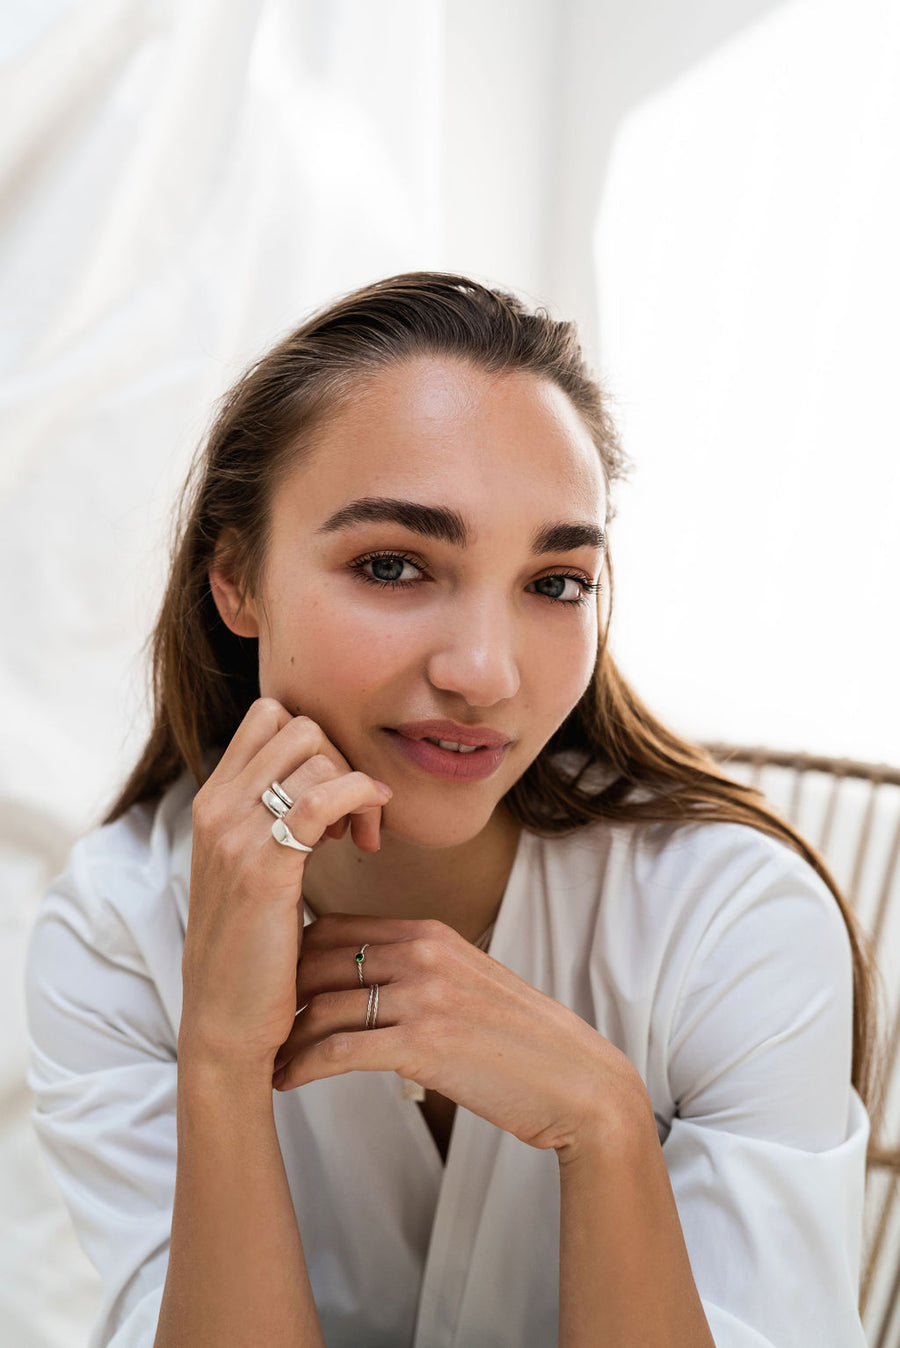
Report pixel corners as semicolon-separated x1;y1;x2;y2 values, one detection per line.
272;913;648;1156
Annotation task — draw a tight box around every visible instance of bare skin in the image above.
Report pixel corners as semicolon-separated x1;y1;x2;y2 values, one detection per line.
207;354;610;1130
160;355;714;1345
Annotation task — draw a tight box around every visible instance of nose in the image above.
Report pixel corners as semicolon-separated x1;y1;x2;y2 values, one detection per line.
425;590;521;707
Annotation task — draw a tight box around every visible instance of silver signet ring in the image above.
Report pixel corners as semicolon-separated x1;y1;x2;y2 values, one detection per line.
271;818;314;852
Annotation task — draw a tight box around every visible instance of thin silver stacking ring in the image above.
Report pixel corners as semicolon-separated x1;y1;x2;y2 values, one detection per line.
365;984;380;1030
355;943;370;987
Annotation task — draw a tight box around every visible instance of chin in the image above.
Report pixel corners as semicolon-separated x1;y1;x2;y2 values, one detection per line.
380;799;501;850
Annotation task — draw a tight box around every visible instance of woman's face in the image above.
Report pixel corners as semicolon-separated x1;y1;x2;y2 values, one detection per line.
215;355;608;848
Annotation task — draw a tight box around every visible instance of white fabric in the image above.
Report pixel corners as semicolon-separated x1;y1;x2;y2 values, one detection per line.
24;771;868;1347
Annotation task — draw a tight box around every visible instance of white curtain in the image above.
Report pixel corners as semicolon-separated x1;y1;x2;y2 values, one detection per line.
1;4;447;1341
2;1;898;1343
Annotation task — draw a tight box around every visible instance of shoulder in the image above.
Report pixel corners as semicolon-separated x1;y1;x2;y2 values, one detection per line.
25;773;198;1077
550;809;848;952
536;813;853;1048
25;772;196;998
541;750;845;948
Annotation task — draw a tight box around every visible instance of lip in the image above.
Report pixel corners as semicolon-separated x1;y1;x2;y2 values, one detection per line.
383;724;512;782
390;720;512;749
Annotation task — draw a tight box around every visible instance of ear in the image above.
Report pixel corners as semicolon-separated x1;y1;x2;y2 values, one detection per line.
208;531;260;639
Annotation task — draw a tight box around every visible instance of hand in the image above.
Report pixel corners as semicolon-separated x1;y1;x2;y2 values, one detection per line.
179;699;392;1071
271;913;647;1155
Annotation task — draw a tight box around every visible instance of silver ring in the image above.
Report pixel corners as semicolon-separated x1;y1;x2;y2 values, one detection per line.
271;817;314;852
355;943;370;987
365;984;379;1030
262;787;289;819
271;780;294;811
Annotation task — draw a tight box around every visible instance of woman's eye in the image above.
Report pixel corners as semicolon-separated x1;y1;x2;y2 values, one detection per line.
531;574;595;604
350;552;424;588
370;555;414;582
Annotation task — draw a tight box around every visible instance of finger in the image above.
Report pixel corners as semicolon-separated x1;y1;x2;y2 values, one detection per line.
301;913;434;952
239;720;390;853
274;984;391;1066
234;715;352;805
207;698;293;785
270;771;392;851
279;758;386;855
297;940;403;1002
275;1026;418;1090
348;801;385;853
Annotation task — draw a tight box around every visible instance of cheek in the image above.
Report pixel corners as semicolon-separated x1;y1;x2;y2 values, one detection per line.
264;596;414;694
528;618;598;711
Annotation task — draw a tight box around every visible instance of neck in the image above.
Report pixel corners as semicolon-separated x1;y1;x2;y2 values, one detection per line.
299;806;522;944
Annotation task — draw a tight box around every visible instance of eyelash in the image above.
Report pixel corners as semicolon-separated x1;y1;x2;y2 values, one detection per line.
348;550;602;606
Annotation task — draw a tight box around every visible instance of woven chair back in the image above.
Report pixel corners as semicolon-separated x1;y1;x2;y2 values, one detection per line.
704;744;900;1347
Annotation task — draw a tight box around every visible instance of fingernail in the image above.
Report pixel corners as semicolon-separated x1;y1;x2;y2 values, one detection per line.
374;781;392;797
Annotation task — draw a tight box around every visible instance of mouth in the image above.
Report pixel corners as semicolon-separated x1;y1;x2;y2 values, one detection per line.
388;720;512;749
382;724;512;782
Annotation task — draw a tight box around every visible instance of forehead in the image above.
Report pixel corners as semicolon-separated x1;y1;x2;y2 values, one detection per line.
277;355;607;525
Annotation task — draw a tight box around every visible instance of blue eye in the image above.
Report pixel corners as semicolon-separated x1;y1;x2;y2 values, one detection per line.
529;573;601;606
348;552;600;606
350;551;424;589
534;575;576;602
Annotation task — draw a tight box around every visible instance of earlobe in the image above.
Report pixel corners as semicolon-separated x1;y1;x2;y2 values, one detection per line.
209;546;260;639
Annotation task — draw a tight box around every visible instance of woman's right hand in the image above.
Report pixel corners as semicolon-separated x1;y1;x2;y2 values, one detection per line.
178;698;392;1073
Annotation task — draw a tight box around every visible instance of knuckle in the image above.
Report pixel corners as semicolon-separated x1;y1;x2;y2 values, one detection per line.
216;828;244;868
192;789;218;827
323;1033;354;1064
296;782;325;816
421;918;449;942
288;714;318;741
197;800;226;837
306;753;337;777
413;937;442;971
254;697;287;729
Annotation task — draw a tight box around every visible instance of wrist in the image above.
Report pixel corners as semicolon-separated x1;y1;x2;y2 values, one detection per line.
178;1035;277;1092
556;1069;657;1170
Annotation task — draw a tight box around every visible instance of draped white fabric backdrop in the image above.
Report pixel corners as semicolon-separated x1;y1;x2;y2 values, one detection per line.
2;1;897;1342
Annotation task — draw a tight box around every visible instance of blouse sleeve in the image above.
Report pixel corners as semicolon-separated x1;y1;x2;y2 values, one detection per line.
23;828;181;1348
659;827;869;1347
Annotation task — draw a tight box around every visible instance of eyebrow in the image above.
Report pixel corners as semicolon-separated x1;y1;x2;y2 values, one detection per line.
316;496;606;555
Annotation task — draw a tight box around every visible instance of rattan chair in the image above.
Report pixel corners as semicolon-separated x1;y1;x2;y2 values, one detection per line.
703;744;900;1347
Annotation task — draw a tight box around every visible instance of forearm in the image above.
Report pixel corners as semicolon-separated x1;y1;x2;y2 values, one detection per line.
557;1087;715;1348
154;1054;325;1348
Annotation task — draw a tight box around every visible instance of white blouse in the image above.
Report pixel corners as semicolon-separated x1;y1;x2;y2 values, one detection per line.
24;770;869;1347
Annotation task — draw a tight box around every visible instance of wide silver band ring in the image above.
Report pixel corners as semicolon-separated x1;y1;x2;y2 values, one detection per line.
355;943;370;987
262;782;294;820
365;984;380;1030
262;789;288;820
271;817;314;852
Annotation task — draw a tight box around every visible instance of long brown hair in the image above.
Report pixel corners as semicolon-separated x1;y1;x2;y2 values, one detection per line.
107;270;883;1116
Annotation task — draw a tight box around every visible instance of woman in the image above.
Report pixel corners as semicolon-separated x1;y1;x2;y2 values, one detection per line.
25;272;875;1347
